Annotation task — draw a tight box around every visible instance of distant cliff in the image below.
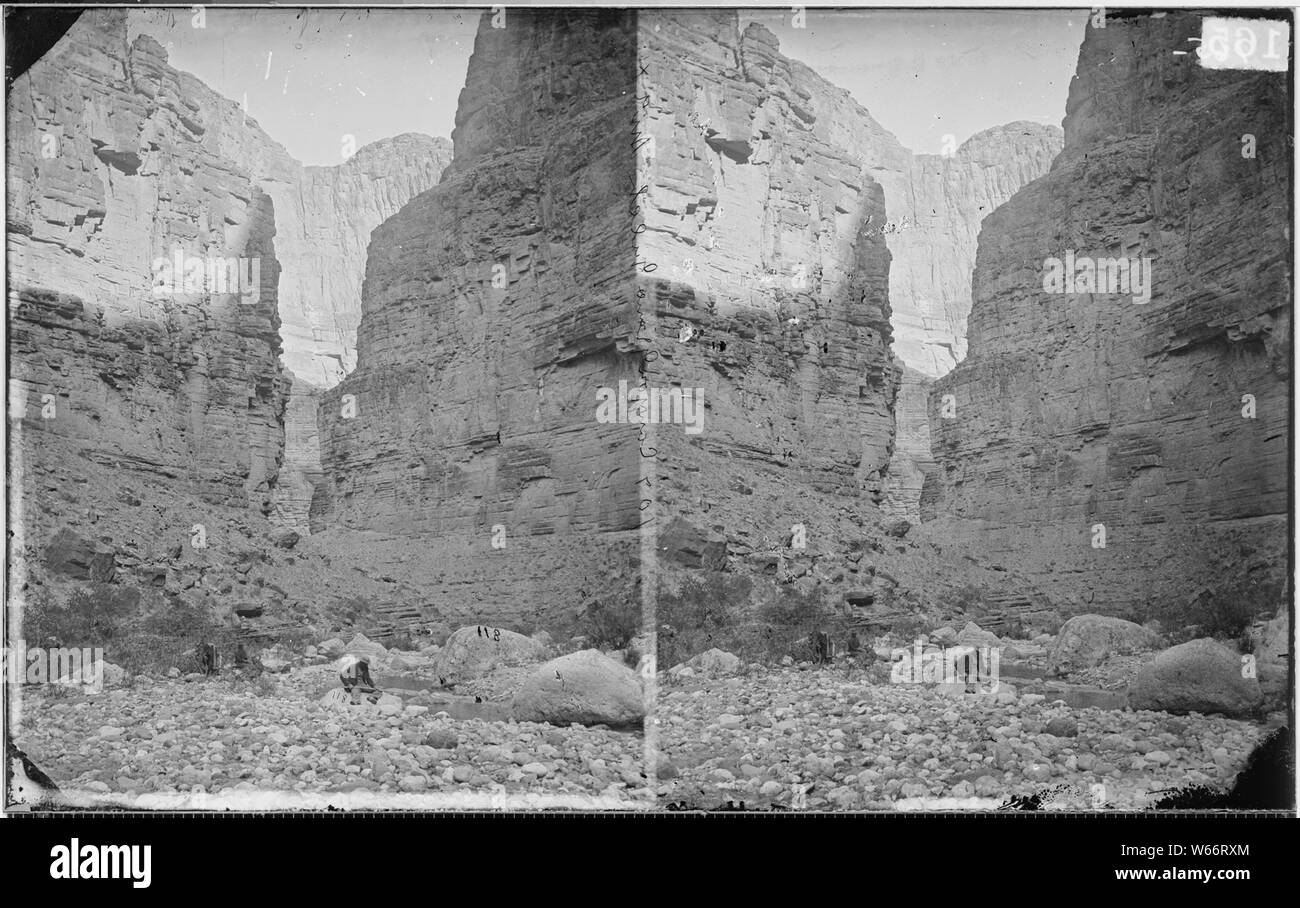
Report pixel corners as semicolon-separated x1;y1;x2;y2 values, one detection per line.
6;10;451;630
269;135;452;533
634;11;1052;637
928;12;1290;620
882;122;1063;518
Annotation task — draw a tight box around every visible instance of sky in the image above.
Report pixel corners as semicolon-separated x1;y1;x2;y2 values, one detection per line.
130;7;478;166
127;8;1086;166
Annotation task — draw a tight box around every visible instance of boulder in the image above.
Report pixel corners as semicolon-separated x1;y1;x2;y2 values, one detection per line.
270;529;300;550
345;633;390;667
423;727;459;749
318;688;352;709
44;528;116;582
260;655;292;673
1050;614;1159;674
931;626;958;645
956;622;1001;649
430;625;546;686
883;517;912;538
317;638;345;657
659;517;728;569
686;647;741;677
1045;716;1079;738
511;649;644;728
1128;638;1264;717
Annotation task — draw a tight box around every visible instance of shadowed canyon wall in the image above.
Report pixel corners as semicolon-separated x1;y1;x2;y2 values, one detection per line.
6;10;450;633
927;12;1291;622
882;122;1063;518
317;10;642;631
7;11;289;606
636;11;1055;638
266;136;452;534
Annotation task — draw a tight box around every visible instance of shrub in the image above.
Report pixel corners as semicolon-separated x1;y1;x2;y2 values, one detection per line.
657;573;850;667
1185;576;1282;641
121;594;234;675
656;572;753;668
577;583;641;652
386;630;416;652
23;583;140;648
950;583;985;616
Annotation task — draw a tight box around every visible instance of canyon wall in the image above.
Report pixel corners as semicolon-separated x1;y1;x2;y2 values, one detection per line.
636;11;1050;637
267;137;453;533
638;13;900;503
317;10;642;632
6;10;288;613
928;12;1291;621
882;123;1063;518
6;10;451;633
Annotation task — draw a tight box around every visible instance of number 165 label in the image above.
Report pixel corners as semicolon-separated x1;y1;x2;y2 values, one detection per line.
1198;17;1289;72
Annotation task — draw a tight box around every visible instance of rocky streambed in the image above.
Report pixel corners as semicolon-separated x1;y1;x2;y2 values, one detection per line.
655;663;1271;810
12;659;650;809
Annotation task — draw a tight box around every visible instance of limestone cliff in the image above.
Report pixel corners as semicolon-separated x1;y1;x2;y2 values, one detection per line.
7;10;288;606
638;14;899;497
881;123;1063;518
317;10;641;631
636;11;1050;639
269;136;452;533
889;122;1063;378
928;12;1291;621
6;10;449;635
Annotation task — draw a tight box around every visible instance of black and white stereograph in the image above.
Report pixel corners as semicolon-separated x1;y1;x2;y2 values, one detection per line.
3;3;1294;820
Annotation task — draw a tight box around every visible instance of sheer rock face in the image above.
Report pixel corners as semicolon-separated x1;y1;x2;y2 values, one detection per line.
7;11;289;579
269;137;452;533
889;122;1064;379
638;13;900;508
317;11;641;629
9;12;450;538
927;13;1291;619
6;10;449;629
881;124;1063;519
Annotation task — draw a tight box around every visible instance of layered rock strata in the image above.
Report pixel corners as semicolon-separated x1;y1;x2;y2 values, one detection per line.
637;13;900;501
635;11;1056;631
883;123;1063;518
317;10;642;630
7;11;289;601
6;11;450;634
268;137;452;533
928;12;1291;619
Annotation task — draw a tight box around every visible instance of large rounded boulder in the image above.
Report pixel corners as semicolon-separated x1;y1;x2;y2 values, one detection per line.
511;650;645;728
685;648;742;677
430;625;546;686
1049;614;1159;674
1128;638;1263;717
345;633;391;668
